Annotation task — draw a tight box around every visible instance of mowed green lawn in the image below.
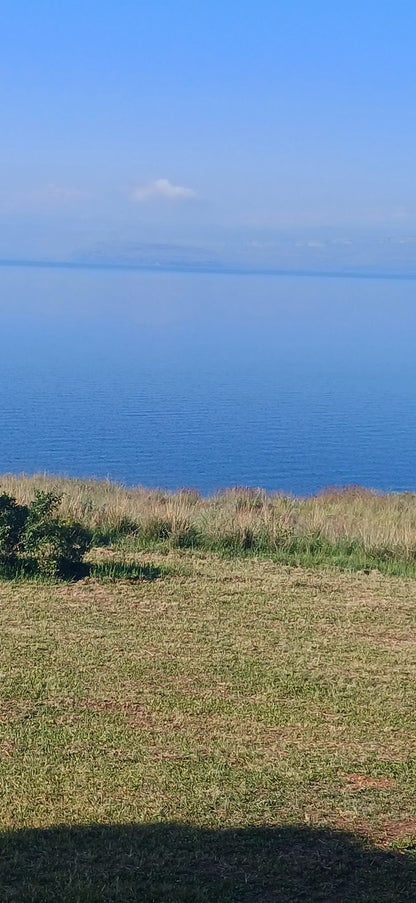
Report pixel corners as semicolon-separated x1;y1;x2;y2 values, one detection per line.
1;549;416;901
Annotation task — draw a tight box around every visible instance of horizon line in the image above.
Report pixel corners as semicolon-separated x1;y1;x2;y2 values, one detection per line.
1;256;416;281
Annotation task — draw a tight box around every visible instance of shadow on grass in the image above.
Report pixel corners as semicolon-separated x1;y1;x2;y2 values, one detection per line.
1;821;415;902
83;560;166;582
0;558;166;583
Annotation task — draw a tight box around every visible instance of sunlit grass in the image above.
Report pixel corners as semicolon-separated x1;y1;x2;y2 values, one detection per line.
0;547;415;899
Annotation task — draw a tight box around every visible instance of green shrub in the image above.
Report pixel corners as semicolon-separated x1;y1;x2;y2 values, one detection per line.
0;493;28;561
24;490;91;577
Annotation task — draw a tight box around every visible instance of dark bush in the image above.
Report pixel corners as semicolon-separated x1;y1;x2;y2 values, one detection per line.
24;490;91;577
0;493;28;561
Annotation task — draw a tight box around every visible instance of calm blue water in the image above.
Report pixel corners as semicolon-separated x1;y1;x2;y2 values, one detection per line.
1;264;416;495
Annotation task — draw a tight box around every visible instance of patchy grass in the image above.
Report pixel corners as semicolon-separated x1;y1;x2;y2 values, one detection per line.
0;547;416;900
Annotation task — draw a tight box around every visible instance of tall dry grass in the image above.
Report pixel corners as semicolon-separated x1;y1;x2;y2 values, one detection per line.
2;474;416;562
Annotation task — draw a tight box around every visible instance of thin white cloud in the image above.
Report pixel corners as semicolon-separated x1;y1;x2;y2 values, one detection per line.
131;178;197;202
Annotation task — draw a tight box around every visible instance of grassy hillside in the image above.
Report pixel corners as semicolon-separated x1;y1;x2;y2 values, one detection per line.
3;473;416;576
1;535;416;899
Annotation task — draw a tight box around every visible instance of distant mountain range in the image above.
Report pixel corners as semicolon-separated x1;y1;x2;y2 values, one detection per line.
1;232;416;278
73;241;221;269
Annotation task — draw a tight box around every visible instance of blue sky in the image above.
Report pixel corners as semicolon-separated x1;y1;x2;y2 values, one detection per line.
2;0;416;268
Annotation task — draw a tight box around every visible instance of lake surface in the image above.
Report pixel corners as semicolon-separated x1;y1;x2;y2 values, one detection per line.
1;264;416;495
